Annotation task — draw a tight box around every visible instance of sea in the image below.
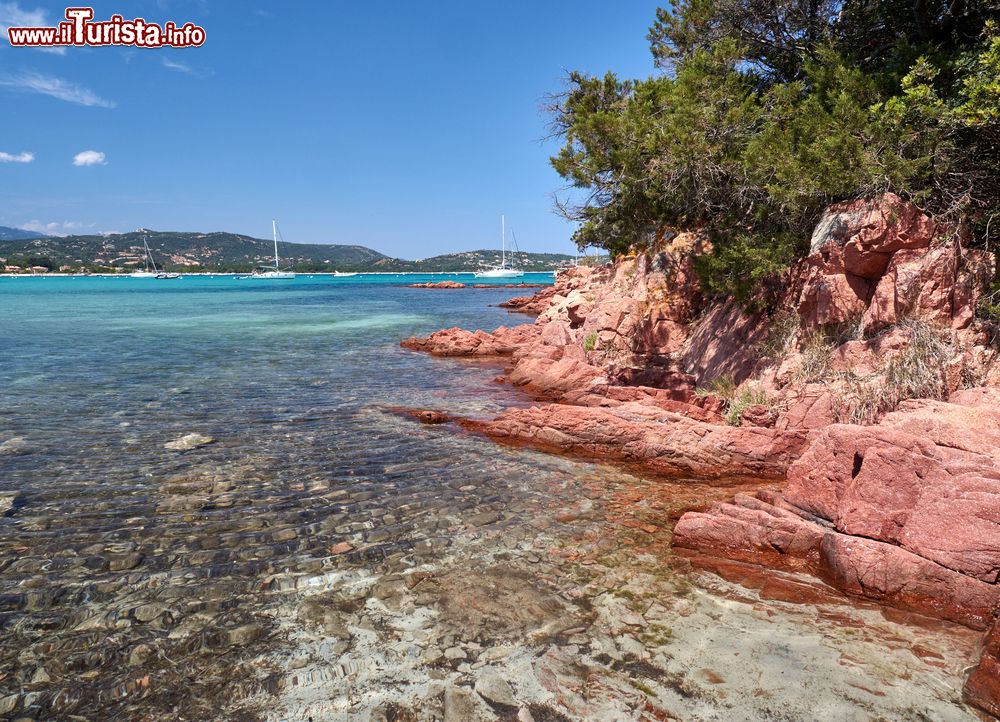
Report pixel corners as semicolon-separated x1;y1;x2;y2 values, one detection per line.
0;274;982;721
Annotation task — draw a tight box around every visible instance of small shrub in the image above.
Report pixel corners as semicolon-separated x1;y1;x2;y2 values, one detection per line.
583;331;598;351
724;384;771;426
978;285;1000;323
696;376;772;426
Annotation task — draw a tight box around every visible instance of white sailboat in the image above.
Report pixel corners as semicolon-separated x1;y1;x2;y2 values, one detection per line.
130;236;179;278
474;215;523;278
245;220;295;279
130;236;159;277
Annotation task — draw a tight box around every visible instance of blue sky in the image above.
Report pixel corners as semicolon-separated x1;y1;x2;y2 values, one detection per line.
0;1;662;257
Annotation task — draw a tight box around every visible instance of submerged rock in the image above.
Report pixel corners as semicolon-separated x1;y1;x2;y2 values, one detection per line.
0;492;23;516
0;437;31;456
408;281;466;289
163;433;215;450
387;407;455;425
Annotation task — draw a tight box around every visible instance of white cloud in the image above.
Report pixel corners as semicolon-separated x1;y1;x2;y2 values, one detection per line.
72;150;106;166
161;57;193;74
18;220;90;236
0;71;115;107
0;150;33;162
0;3;66;54
159;56;212;78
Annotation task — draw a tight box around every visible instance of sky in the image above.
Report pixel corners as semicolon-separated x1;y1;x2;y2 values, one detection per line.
0;1;663;258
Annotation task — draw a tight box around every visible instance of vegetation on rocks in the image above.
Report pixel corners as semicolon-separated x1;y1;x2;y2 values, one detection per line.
846;319;956;423
549;2;1000;302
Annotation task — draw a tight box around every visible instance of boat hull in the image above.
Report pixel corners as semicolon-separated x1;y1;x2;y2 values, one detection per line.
474;269;524;279
242;271;295;279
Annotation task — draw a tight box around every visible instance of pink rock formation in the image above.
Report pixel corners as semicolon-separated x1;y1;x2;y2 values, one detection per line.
399;194;1000;717
400;324;538;357
797;193;995;335
462;402;808;479
862;243;995;333
675;390;1000;715
797;242;872;327
407;280;466;288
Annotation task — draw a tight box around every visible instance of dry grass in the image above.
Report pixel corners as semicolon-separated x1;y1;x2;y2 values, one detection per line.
757;308;799;360
696;377;774;426
846;318;954;424
796;329;838;382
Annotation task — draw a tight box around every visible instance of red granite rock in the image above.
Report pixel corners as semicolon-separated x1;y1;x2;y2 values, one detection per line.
965;621;1000;717
818;533;1000;629
407;280;466;289
464;402;808;479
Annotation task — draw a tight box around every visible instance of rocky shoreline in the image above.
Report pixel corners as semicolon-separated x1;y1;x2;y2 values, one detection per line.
401;194;1000;717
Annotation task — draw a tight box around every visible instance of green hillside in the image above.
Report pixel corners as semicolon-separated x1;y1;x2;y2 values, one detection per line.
0;230;575;273
0;230;387;272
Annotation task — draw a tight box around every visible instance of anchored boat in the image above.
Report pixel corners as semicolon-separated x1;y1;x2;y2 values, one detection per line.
474;215;524;279
241;220;295;279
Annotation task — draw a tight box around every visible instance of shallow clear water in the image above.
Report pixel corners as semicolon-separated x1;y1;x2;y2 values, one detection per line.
0;275;983;722
0;275;555;718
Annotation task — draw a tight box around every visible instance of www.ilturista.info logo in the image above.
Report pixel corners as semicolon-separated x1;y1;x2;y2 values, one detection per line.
7;7;205;48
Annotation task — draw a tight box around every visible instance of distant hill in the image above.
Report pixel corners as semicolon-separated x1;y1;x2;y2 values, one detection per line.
370;250;575;273
0;226;51;241
0;230;388;272
0;229;575;272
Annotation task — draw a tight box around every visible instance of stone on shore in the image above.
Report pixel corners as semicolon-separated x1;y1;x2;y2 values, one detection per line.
474;668;517;707
965;622;1000;717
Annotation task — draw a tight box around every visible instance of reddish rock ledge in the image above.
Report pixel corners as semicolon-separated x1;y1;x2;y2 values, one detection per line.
462;402;806;480
675;388;1000;714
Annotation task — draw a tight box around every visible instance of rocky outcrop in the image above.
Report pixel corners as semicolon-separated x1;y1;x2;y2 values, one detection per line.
463;402;807;479
400;194;1000;717
678;389;1000;587
400;325;538;357
797;193;994;335
408;281;466;289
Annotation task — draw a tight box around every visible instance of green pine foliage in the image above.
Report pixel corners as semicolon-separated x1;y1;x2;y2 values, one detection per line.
549;2;1000;303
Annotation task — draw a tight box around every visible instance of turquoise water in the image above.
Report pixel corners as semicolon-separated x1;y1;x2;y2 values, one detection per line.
0;273;560;719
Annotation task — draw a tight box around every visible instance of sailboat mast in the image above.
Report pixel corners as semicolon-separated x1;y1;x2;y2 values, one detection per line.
144;235;158;273
501;214;505;268
272;219;279;270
